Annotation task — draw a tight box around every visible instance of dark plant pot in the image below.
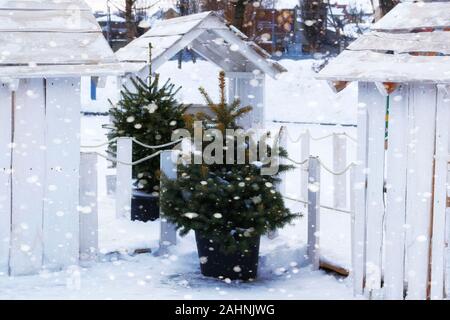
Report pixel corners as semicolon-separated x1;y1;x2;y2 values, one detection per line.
195;232;260;281
131;190;159;222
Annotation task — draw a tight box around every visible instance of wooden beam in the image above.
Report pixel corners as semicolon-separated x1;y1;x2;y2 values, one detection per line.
384;84;409;300
429;85;450;299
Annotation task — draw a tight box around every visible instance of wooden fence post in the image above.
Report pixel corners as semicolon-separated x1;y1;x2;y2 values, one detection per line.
384;84;409;300
267;126;287;240
301;130;310;202
350;166;356;284
277;126;287;197
79;152;99;261
333;134;347;209
307;156;320;270
363;82;386;297
429;85;450;299
0;83;12;274
116;137;132;220
158;150;177;255
353;82;370;295
405;84;437;300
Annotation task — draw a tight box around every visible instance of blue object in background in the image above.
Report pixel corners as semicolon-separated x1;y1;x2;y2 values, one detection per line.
91;77;97;100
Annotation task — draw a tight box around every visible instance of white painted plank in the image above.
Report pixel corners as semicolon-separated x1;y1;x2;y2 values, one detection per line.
333;134;347;209
9;78;46;276
405;84;437;300
301;130;310;202
429;85;450;299
213;28;282;79
317;50;450;84
372;2;450;31
230;74;265;129
352;82;370;295
116;35;181;63
158;150;177;255
116;138;132;220
79;152;98;262
42;78;81;270
384;84;409;300
0;32;116;65
0;63;124;79
0;10;100;33
0;0;91;11
0;83;12;274
307;156;320;270
364;82;386;295
348;31;450;55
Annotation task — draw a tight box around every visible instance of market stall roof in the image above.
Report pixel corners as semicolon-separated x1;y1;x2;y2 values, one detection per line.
0;0;122;78
116;11;287;79
317;1;450;84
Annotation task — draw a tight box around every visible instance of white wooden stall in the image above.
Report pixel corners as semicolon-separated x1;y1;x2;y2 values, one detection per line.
115;11;286;129
0;0;120;276
318;1;450;300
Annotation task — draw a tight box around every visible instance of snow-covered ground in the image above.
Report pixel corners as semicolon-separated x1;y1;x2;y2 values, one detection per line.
0;59;360;300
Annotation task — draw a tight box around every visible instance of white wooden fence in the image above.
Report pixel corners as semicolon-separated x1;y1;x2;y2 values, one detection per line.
78;139;180;260
78;125;450;300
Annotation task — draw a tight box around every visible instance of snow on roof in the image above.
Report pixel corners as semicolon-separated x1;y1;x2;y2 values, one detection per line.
97;14;126;23
0;0;121;78
116;11;287;79
372;1;450;32
317;2;450;84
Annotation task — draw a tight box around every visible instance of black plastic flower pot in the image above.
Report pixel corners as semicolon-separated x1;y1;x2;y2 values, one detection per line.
131;190;159;222
195;231;260;281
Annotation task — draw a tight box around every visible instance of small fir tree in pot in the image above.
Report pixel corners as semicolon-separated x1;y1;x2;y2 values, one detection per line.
108;75;187;221
161;71;296;280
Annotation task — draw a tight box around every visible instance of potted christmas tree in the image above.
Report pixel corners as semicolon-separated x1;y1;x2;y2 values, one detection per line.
109;75;187;221
161;72;296;280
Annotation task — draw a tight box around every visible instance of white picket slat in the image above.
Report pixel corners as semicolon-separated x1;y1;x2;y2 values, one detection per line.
363;82;386;295
333;134;347;209
384;84;409;299
307;156;320;270
158;150;177;255
116;137;132;219
277;126;287;197
9;79;46;276
405;84;437;300
429;85;450;299
42;78;81;269
79;152;99;261
352;82;370;295
0;83;12;274
301;130;310;202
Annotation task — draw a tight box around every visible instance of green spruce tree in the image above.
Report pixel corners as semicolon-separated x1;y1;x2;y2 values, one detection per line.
161;72;297;254
108;75;188;196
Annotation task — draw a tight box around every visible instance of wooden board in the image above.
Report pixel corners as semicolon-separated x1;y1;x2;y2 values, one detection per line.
384;84;409;300
0;63;124;79
0;10;100;33
116;35;182;63
363;82;387;295
42;78;81;270
0;32;116;65
429;85;450;299
405;84;437;299
348;31;450;55
9;78;46;276
79;152;98;261
372;2;450;31
229;73;266;129
0;0;91;10
317;50;450;84
352;82;370;295
0;83;12;274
